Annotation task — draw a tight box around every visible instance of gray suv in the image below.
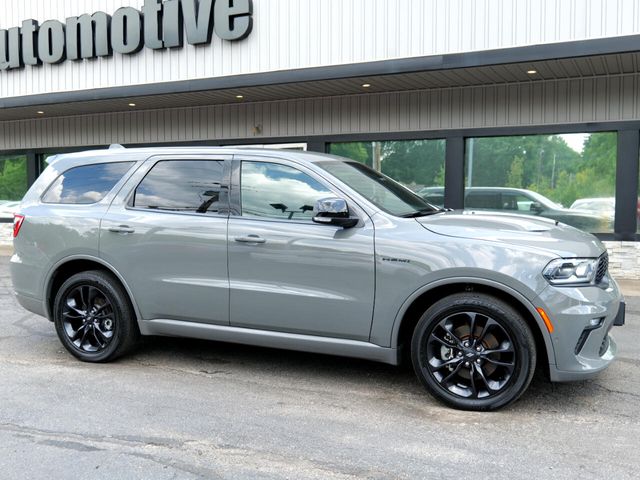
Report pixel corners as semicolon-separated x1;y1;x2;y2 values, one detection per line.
10;147;625;411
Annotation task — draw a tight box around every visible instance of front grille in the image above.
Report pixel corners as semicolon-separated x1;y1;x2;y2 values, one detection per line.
595;253;608;284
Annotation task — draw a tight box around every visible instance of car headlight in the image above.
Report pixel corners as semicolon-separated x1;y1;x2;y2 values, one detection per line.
542;258;599;285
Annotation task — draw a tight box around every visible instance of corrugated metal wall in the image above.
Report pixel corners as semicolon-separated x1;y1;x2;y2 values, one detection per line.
1;74;639;149
3;0;640;98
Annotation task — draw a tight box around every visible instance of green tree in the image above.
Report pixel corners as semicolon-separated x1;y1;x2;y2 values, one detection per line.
329;142;371;166
505;156;524;188
0;157;28;201
380;139;445;188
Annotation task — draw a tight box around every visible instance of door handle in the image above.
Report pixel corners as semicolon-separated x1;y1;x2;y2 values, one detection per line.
234;234;266;244
108;225;135;234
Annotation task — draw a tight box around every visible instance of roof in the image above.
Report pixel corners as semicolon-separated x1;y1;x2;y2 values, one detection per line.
47;146;343;167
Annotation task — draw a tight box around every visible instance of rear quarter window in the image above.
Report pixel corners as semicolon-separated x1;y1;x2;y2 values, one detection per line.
42;162;134;204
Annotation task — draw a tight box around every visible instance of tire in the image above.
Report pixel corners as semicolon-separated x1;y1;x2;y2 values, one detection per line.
53;270;139;362
411;292;536;411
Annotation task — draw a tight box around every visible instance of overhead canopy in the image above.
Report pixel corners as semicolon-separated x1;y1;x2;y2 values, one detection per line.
1;35;640;122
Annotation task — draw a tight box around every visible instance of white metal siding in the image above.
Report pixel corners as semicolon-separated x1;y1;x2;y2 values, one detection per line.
2;0;640;99
2;74;640;150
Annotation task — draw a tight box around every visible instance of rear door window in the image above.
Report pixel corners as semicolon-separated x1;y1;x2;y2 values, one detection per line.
130;160;226;214
42;162;134;204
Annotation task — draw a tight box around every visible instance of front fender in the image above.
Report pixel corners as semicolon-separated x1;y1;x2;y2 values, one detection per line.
373;274;557;370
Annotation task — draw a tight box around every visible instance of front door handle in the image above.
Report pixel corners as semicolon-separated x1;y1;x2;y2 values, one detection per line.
108;225;135;234
234;234;266;244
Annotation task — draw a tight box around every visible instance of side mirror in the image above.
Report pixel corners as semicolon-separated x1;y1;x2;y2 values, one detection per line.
312;197;358;228
530;201;544;214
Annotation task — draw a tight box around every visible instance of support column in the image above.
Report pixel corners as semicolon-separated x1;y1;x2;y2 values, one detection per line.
444;136;465;210
614;130;639;240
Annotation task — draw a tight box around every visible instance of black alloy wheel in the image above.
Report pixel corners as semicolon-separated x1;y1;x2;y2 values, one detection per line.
53;270;139;362
61;285;115;353
411;292;536;411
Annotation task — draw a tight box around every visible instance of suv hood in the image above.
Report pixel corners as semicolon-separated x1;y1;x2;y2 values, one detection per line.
417;210;605;258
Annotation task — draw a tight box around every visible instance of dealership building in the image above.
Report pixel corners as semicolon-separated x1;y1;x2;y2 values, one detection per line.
1;0;640;277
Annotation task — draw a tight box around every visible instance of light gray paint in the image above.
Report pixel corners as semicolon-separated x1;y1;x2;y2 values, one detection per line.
141;319;398;365
10;147;622;384
2;74;640;150
227;156;375;342
100;154;233;325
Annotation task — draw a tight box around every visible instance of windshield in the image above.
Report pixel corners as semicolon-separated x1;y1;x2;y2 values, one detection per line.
317;161;440;217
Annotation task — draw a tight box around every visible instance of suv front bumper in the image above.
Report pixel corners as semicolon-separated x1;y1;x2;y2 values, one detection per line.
536;278;623;382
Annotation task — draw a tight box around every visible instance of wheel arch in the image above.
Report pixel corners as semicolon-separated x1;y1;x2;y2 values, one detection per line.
391;278;555;373
45;255;142;324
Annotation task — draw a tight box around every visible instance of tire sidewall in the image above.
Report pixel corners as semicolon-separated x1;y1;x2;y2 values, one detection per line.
411;294;536;411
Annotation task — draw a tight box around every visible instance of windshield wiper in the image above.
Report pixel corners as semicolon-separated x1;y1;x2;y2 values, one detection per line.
401;208;445;218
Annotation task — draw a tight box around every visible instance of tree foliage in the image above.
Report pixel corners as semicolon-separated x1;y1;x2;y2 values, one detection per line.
0;157;28;201
330;132;618;206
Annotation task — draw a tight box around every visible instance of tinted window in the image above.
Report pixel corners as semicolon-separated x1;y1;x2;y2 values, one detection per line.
42;162;134;204
241;162;332;221
132;160;225;214
465;192;501;209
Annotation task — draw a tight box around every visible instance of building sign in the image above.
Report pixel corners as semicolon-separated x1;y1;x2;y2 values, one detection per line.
0;0;253;71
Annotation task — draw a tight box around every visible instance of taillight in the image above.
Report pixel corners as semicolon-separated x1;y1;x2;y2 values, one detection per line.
13;214;25;238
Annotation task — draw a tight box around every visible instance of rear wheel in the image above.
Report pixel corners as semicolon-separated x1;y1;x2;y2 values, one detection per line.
411;293;536;411
53;270;139;362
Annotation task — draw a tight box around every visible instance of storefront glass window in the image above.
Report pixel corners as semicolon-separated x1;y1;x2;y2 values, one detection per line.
329;140;446;197
0;155;28;203
463;133;617;234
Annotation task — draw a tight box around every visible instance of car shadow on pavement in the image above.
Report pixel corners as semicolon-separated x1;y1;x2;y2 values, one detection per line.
130;334;631;414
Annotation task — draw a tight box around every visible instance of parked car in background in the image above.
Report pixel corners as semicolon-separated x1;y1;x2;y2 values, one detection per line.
570;197;615;221
0;201;21;219
10;147;624;411
570;197;640;223
420;187;610;232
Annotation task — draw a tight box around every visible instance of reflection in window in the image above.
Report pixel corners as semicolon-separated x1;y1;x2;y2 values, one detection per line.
464;133;616;233
241;162;332;221
0;155;28;203
42;162;134;204
329;139;446;195
133;160;224;214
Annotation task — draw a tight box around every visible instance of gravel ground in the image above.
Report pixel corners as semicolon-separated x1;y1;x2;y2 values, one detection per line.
0;255;638;479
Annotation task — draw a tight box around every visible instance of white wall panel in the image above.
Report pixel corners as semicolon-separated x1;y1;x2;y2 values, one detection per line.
3;73;640;150
2;0;640;99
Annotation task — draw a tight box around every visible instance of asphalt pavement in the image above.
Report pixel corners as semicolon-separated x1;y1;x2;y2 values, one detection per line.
0;255;638;479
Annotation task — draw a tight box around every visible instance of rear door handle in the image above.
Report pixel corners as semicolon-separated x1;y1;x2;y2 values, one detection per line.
108;225;135;234
234;234;266;244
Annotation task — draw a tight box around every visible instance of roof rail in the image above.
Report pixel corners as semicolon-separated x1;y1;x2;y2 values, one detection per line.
109;144;126;150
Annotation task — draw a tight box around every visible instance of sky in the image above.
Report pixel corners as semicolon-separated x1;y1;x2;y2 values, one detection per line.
559;133;589;154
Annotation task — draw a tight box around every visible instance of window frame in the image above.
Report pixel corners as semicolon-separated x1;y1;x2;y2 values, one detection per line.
125;156;232;218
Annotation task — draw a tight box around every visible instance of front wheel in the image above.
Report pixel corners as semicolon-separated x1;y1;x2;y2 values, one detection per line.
53;270;139;362
411;293;536;411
